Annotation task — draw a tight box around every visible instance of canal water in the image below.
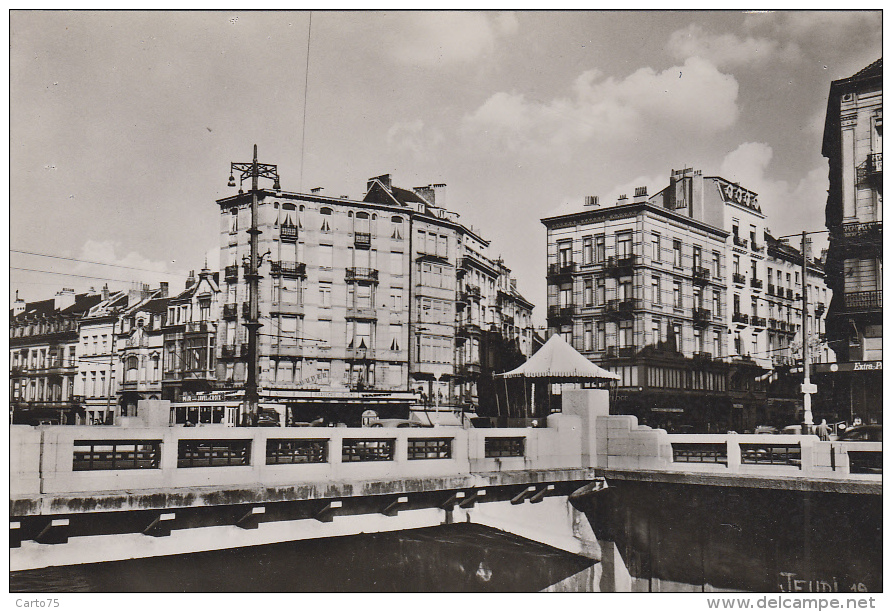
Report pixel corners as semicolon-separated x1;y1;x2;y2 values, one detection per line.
10;524;596;592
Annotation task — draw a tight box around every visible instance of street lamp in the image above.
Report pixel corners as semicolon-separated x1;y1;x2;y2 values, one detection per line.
228;145;281;424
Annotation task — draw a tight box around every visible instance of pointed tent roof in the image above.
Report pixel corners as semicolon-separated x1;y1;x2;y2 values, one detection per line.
496;334;620;381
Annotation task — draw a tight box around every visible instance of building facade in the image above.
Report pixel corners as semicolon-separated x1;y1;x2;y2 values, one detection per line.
820;58;882;425
9;289;101;424
542;168;832;432
213;169;534;425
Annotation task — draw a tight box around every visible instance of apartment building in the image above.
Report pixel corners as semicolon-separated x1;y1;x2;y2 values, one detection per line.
820;58;882;425
162;267;221;402
9;289;101;424
542;168;832;431
114;287;169;417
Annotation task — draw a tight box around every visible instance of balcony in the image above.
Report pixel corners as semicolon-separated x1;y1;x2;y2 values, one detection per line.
815;302;826;316
844;290;882;313
773;355;795;368
346;346;375;361
546;262;577;283
767;284;775;296
346;306;377;321
750;277;763;290
692;266;710;285
866;152;882;176
224;265;238;282
463;285;482;301
733;236;749;249
693;352;713;363
732;273;746;285
692;307;711;327
270;261;307;278
271;302;305;317
732;312;749;325
279;225;299;242
345;267;379;283
546;305;576;325
221;344;244;359
606;346;637;359
768;318;781;330
840;221;882;254
185;321;211;334
785;288;794;300
459;363;482;377
750;242;764;253
751;316;767;328
605;254;638;277
242;302;251;319
354;232;372;249
222;303;238;320
457;322;484;339
605;298;638;319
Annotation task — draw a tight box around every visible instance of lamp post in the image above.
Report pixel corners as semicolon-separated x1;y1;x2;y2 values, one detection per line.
228;145;280;424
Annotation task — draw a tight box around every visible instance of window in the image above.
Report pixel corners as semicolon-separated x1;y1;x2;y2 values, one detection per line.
594;235;606;263
560;286;572;308
320;207;332;232
584;279;593;306
713;252;721;277
751;260;758;279
713;291;721;317
713;331;722;358
673;240;682;267
693;246;702;269
74;440;161;471
751;297;759;317
229;209;238;234
390;287;403;311
597;322;606;351
619;320;633;348
391;216;403;240
617;232;632;257
319;244;334;269
693;287;702;308
596;279;606;306
317;361;330;383
319;283;332;307
733;294;741;314
652;317;662;344
390;324;402;351
125;356;139;383
673;281;682;308
266;439;327;464
582;237;593;265
619;277;633;301
558;241;573;266
652;234;661;262
178;440;251;468
652;275;661;305
584;322;593;351
390;252;403;276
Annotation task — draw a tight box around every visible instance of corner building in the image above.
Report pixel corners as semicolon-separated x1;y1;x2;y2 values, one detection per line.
820;59;882;425
216;172;534;424
542;168;832;432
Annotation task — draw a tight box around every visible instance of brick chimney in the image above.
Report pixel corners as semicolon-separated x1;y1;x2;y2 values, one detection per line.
159;282;169;298
101;284;109;301
633;186;648;203
367;174;392;194
13;290;25;317
185;270;196;289
54;288;76;311
584;196;599;207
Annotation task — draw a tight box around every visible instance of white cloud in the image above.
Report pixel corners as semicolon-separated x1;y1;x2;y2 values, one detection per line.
463;58;739;153
380;12;518;67
667;24;800;68
386;119;445;157
76;239;187;294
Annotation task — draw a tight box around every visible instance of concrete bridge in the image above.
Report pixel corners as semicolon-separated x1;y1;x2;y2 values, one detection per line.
9;391;881;591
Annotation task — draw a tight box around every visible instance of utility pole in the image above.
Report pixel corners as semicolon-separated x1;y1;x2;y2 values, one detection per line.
229;145;280;425
801;231;815;433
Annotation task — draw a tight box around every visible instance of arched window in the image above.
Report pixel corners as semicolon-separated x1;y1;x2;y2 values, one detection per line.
391;216;404;240
320;207;332;232
229;209;238;233
125;356;139;383
355;211;370;234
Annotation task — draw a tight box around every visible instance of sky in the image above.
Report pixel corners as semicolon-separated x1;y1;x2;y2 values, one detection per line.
8;10;883;327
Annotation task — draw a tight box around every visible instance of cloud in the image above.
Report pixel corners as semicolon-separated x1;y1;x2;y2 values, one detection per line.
386;119;445;157
545;172;668;219
667;24;800;68
463;57;739;153
380;12;518;67
76;239;188;293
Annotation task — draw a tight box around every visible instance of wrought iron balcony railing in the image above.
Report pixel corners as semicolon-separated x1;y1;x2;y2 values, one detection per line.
844;290;882;312
866;152;882;175
354;232;372;249
732;312;749;325
280;225;299;241
841;221;882;242
767;284;775;296
605;254;638;276
270;261;307;278
222;303;238;320
751;316;767;328
750;278;763;289
692;266;711;284
692;308;711;327
732;273;746;285
345;267;379;283
733;236;748;248
224;265;238;281
546;262;577;280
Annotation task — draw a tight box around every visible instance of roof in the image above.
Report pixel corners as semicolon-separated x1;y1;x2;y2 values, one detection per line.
496;334;620;381
823;59;882;156
60;293;102;315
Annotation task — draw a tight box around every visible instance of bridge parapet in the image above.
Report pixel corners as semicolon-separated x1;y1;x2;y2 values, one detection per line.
11;414;584;498
593;414;881;481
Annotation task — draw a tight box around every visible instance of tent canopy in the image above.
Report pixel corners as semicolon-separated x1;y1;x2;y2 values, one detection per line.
496;334;620;381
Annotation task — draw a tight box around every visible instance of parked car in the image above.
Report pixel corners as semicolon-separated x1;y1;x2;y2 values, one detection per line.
836;425;882;442
367;418;431;428
256;408;281;427
779;425;802;435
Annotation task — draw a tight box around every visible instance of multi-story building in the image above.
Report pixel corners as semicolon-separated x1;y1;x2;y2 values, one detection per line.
9;289;102;424
114;286;169;417
820;58;882;425
214;166;534;425
162;267;221;402
542;168;832;431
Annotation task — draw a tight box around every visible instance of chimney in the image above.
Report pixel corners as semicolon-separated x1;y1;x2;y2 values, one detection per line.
413;185;436;206
432;183;446;208
159;282;169;298
54;287;76;311
13;290;25;317
584;195;599;207
185;270;196;289
366;174;392;194
141;283;152;300
101;284;110;301
617;194;628;204
633;186;648;203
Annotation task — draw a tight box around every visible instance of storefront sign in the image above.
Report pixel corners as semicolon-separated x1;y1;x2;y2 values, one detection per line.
652;407;684;413
814;361;882;373
716;179;759;210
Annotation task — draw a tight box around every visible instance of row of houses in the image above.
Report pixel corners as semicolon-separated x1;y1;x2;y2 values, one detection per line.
9;174;537;426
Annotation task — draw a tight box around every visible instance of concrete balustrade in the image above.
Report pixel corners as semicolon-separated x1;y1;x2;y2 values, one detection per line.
11;414;584;498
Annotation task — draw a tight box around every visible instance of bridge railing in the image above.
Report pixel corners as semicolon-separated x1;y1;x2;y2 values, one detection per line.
11;415;583;497
595;415;881;479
